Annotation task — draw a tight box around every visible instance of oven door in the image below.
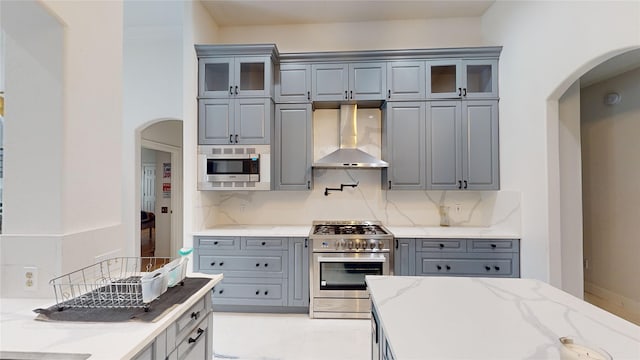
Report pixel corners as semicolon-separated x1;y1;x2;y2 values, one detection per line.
313;252;389;298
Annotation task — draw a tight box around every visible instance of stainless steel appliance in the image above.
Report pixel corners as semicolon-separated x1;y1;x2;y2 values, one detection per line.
309;220;393;319
198;145;270;190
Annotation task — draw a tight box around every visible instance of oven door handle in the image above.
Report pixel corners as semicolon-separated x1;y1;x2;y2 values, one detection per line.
317;256;387;263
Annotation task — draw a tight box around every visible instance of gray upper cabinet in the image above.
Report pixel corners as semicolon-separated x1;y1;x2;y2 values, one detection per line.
276;64;311;103
382;102;426;190
427;100;499;190
274;104;313;190
199;98;272;145
312;62;386;101
426;59;498;99
386;61;425;100
199;56;272;98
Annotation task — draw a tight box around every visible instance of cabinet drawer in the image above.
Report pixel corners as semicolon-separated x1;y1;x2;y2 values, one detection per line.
242;237;287;250
173;298;206;346
197;236;240;250
176;316;209;360
468;239;519;252
417;256;514;277
199;254;285;277
211;278;287;306
416;239;465;252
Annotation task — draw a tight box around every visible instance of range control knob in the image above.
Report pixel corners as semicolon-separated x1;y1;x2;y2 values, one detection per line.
370;242;376;249
336;240;345;249
347;240;354;249
378;242;384;250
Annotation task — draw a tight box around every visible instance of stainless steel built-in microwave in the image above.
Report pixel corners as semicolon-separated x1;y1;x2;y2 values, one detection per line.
198;145;270;190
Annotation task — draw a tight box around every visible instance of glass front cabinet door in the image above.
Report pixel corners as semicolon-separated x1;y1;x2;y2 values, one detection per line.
426;59;497;99
199;56;272;98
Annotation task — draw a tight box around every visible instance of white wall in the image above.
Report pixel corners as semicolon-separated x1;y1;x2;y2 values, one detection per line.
0;0;124;297
123;0;184;258
219;17;484;52
482;1;640;284
558;81;584;298
581;66;640;306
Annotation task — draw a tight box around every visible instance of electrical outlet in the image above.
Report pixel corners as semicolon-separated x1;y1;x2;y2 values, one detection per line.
24;266;38;291
455;204;462;214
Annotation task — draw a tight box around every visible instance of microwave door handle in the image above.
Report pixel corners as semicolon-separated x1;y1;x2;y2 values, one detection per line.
317;256;386;263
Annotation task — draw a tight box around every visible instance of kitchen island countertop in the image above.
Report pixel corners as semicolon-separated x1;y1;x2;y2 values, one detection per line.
366;276;640;359
0;273;223;360
193;225;519;239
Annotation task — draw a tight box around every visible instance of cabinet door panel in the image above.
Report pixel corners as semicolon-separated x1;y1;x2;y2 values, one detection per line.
288;238;309;307
426;60;462;99
394;238;415;276
427;101;461;189
387;61;425;100
384;102;425;190
463;101;499;190
349;62;386;100
199;58;233;98
277;64;311;103
462;59;498;99
243;237;287;250
212;278;287;306
199;100;233;145
312;64;348;101
235;98;270;144
274;104;312;190
235;56;271;97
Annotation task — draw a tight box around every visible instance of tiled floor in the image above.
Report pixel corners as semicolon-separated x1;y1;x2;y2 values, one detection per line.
212;312;370;360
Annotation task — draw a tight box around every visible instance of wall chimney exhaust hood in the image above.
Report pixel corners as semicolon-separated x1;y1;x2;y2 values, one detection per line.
313;104;389;168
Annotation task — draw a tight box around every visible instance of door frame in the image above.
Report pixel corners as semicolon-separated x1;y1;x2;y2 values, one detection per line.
140;139;183;258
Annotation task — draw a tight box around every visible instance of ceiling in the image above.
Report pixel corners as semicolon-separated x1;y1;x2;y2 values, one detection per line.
200;0;495;27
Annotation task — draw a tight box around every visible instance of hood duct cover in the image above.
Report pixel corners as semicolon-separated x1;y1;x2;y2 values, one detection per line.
313;104;389;168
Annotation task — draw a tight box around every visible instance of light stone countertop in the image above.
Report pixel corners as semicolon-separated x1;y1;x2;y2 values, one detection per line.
0;274;223;360
193;225;520;239
366;276;640;360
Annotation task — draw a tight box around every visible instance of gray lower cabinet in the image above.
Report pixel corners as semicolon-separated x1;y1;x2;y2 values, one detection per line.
394;238;520;278
198;98;272;145
427;100;499;190
382;102;426;190
393;238;415;276
273;104;313;190
194;236;309;311
132;288;213;360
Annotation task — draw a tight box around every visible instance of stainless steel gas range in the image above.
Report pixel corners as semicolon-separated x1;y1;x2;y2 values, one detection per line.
309;220;394;319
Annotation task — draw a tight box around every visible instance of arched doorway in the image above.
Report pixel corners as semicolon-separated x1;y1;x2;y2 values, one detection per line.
137;119;183;259
552;47;640;324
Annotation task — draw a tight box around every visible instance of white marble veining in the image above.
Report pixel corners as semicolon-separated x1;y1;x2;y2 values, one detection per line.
366;276;640;360
0;274;223;359
193;107;522;236
193;225;519;239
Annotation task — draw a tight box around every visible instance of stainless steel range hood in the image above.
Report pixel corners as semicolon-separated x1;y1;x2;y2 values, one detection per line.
313;104;389;168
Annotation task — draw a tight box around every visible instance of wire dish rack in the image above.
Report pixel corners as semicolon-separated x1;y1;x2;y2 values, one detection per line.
49;257;187;311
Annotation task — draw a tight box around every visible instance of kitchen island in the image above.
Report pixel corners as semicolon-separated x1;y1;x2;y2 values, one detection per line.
366;276;640;360
0;273;223;360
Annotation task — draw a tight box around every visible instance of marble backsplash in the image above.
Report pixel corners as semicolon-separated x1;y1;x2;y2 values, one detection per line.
194;108;521;233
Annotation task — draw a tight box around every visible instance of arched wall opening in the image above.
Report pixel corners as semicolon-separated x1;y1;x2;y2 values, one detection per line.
134;119;183;260
547;46;640;318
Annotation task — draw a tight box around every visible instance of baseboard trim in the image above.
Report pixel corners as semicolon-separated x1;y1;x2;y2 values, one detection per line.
585;281;640;315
